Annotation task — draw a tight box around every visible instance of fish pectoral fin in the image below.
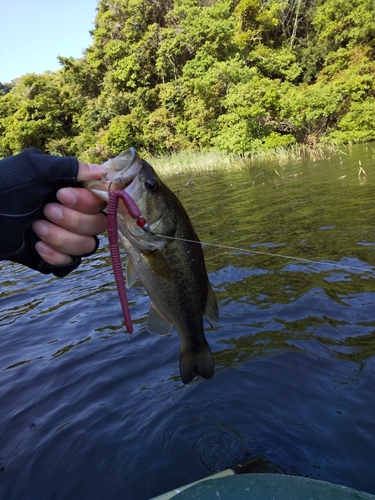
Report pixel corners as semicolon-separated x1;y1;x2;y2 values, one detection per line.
146;303;173;336
125;259;138;289
204;281;219;328
144;250;173;281
179;343;215;384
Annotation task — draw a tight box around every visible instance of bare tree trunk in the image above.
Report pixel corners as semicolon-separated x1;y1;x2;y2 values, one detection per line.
290;0;302;48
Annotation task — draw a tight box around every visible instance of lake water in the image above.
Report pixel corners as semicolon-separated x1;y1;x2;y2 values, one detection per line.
1;143;375;499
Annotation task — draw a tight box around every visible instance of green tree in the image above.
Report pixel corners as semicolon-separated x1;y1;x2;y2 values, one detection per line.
313;0;375;53
2;0;375;159
212;71;294;153
0;73;68;158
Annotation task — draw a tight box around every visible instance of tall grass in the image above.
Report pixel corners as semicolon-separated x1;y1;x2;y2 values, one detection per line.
145;143;346;175
144;150;247;175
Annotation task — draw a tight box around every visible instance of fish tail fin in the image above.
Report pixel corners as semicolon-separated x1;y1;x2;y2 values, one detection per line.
179;343;214;384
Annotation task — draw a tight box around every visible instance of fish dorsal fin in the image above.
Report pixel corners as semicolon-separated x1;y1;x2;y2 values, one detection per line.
147;303;173;336
125;259;138;289
204;281;219;328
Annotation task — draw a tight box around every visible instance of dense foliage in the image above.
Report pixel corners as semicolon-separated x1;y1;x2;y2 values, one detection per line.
1;0;375;161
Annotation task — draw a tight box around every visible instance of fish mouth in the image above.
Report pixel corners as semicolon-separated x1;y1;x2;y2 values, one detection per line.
82;148;146;205
109;172;137;192
105;148;143;192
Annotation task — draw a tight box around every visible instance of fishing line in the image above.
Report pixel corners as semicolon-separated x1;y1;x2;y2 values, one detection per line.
115;206;374;274
152;234;375;274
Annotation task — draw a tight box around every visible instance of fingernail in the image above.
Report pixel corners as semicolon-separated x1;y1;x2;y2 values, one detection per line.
58;188;77;206
46;205;63;221
35;241;52;257
33;221;49;237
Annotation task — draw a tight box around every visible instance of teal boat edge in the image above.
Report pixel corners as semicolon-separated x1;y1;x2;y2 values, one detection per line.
151;473;375;500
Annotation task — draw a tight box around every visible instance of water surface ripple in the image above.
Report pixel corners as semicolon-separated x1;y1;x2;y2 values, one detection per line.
1;144;375;499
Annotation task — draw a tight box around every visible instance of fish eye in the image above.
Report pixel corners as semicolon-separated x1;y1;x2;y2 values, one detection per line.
145;177;160;193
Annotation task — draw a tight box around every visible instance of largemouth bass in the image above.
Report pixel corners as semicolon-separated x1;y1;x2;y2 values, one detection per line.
84;148;218;384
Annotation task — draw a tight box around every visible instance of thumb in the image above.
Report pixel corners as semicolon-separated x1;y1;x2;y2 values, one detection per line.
77;162;107;182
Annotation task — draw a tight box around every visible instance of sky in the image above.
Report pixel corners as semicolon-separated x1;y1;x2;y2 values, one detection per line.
0;0;98;83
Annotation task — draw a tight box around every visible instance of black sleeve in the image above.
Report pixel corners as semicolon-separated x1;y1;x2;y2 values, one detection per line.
0;148;88;277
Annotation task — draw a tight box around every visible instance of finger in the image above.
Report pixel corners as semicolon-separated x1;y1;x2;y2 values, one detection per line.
57;187;107;214
43;203;107;235
32;220;98;256
77;162;107;182
35;241;73;266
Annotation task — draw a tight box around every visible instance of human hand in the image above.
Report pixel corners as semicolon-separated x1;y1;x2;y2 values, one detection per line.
32;162;108;266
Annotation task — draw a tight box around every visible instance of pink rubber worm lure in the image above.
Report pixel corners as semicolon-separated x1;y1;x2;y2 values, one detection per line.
107;188;152;333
